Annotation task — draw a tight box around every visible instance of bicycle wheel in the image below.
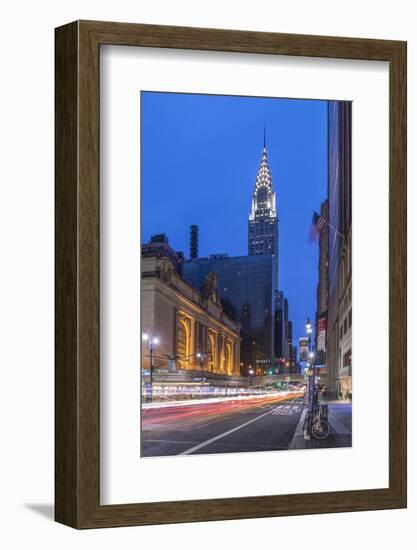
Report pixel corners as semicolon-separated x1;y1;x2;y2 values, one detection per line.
311;419;330;440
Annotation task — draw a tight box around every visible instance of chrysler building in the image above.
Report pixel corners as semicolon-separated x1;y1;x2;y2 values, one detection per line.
248;132;279;286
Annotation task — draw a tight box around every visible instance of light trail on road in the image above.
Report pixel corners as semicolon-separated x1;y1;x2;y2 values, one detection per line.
142;392;302;428
141;391;305;456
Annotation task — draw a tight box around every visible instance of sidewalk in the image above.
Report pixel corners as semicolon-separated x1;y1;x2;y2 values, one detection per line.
289;400;352;450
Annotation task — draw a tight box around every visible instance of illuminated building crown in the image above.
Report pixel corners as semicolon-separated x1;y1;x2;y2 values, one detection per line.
249;141;277;221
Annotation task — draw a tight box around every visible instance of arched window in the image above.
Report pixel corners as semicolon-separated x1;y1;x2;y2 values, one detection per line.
177;317;190;369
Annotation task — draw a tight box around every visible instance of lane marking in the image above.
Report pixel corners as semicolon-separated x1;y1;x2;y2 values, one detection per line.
272;405;301;416
179;407;276;455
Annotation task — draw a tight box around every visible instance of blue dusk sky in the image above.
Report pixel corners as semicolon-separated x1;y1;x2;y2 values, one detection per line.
141;91;328;346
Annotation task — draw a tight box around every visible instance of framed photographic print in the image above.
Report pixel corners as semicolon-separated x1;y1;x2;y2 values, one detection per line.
55;20;406;528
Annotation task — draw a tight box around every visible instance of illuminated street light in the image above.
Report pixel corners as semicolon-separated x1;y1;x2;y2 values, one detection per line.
142;331;159;401
248;366;254;387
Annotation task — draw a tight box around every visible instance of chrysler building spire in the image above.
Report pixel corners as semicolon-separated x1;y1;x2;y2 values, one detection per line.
248;132;279;285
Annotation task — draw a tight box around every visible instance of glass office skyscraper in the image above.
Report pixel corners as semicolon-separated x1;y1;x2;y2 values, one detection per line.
182;254;276;373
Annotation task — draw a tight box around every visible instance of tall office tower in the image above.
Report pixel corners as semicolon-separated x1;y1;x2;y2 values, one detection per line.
182;254;276;374
248;133;279;286
275;290;285;359
182;134;280;375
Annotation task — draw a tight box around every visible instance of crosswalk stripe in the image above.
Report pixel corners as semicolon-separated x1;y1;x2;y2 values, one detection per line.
272;404;302;416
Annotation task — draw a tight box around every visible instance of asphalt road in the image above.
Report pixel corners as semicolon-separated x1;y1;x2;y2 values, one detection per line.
141;393;305;457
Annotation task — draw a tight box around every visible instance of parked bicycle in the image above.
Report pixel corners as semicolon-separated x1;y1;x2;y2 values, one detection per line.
311;402;331;440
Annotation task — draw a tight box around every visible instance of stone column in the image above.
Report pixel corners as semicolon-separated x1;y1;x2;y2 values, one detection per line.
202;325;207;354
234;342;241;376
211;331;217;372
229;340;234;376
190;317;196;369
172;307;178;358
219;335;225;373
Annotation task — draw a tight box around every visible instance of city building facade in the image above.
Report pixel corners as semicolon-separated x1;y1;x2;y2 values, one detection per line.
141;256;241;376
315;199;329;387
326;100;352;398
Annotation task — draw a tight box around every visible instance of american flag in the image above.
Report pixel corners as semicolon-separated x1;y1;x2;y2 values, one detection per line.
310;210;327;239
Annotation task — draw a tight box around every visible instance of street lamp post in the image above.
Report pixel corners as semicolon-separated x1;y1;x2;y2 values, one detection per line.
305;318;315;439
305;317;313;399
196;352;205;389
142;332;159;401
248;366;254;388
306;317;312;350
309;350;316;403
196;351;213;390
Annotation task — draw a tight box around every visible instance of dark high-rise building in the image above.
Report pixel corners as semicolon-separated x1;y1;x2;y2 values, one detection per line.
289;344;299;375
182;254;276;373
274;291;294;374
326;101;352;397
283;297;290;360
182;136;280;375
248;136;279;287
287;319;293;361
275;290;285;359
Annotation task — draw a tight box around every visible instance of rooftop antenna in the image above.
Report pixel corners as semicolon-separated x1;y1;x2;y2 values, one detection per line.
190;225;199;259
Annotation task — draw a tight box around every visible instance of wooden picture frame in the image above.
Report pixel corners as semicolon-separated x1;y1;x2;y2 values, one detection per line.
55;20;407;528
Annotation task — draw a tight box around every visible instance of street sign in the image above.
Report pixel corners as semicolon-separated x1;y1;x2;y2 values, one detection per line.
317;315;327;351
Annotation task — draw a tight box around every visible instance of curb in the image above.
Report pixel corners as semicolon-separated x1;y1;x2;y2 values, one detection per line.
289;406;307;449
